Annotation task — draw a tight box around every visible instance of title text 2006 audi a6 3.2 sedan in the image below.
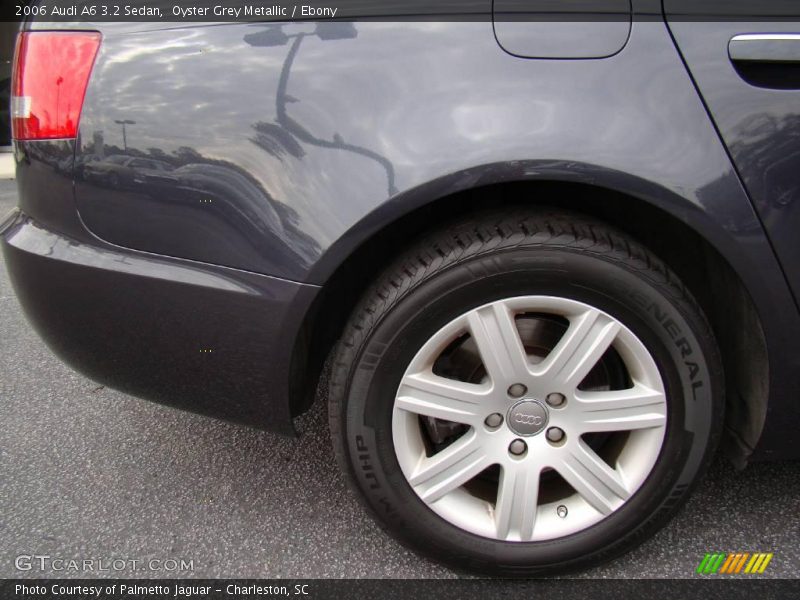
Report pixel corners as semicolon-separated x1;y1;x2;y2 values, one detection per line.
2;0;800;575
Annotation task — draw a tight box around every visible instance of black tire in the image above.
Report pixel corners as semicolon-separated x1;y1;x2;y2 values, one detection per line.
329;209;723;576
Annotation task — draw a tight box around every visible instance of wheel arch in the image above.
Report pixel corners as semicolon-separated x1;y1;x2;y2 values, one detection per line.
290;162;769;466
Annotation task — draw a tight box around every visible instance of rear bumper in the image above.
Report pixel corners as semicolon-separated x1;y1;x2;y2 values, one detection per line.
1;211;318;435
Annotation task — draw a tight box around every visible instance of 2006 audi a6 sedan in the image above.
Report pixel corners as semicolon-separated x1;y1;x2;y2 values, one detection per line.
2;0;799;576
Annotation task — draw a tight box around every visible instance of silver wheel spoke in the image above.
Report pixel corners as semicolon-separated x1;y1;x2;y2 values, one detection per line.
575;384;667;433
396;372;487;425
408;431;491;503
537;308;620;389
495;463;541;541
555;441;630;515
466;302;530;384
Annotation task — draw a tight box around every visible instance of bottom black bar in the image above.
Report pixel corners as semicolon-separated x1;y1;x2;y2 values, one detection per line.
2;579;799;600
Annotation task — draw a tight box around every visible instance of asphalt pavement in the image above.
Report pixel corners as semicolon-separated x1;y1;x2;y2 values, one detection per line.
0;179;798;579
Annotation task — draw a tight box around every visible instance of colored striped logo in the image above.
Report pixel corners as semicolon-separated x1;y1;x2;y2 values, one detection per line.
696;552;774;575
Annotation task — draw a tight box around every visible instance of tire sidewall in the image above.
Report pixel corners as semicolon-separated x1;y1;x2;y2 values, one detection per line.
339;247;720;573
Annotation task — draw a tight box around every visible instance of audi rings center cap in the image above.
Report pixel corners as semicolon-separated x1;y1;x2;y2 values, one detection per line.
507;400;549;436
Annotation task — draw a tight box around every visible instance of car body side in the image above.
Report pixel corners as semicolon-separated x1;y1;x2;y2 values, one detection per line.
2;9;799;463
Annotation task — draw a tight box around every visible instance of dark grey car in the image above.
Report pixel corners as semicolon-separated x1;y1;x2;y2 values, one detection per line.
2;0;800;575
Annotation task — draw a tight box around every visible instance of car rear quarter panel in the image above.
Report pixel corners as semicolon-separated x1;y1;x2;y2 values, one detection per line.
18;14;800;456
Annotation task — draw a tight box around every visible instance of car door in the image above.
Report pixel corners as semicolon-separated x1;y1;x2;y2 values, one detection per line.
664;0;800;300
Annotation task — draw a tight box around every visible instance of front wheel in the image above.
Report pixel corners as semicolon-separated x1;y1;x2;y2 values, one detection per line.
329;210;723;575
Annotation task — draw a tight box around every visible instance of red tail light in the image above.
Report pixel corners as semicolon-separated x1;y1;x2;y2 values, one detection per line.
11;31;101;140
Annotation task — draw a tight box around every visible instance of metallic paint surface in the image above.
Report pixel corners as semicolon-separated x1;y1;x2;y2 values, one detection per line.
5;7;799;454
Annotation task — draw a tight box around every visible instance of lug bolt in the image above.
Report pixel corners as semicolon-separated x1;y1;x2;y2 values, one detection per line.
508;383;527;398
546;392;566;407
509;439;527;456
557;505;568;519
484;413;503;428
546;427;565;443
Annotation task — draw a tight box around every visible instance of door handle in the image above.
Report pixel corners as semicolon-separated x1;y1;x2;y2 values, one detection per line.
729;34;800;63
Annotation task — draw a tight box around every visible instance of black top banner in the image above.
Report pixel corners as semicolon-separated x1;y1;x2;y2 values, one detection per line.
2;0;800;23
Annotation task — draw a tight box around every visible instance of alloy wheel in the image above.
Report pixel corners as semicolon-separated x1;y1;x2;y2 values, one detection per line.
392;296;667;542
